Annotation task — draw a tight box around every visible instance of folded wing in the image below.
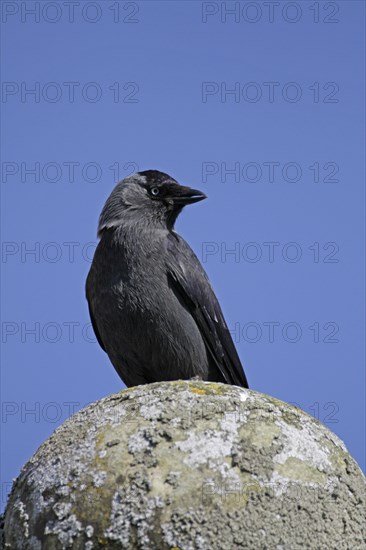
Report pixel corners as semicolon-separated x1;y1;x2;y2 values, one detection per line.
167;233;248;388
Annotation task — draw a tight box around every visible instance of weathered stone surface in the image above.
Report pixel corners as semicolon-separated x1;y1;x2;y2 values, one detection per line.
3;381;366;549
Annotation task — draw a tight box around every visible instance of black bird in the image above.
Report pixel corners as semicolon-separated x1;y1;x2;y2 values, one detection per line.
86;170;248;388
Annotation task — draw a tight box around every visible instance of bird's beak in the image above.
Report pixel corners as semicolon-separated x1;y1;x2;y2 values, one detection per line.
172;186;207;205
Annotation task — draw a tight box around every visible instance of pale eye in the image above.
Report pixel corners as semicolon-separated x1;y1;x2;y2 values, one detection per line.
150;187;160;196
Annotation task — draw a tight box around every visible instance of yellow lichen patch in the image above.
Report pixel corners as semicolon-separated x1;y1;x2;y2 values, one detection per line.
70;485;112;535
190;387;207;395
201;382;228;394
95;432;108;456
120;385;137;393
247;422;281;448
240;479;262;507
330;447;348;471
275;457;326;484
264;394;288;409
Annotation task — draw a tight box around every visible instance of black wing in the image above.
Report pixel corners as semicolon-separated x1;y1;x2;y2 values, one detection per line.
167;232;248;388
86;283;107;353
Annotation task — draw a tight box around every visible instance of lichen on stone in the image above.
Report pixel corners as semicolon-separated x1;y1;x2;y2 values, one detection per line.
3;381;365;549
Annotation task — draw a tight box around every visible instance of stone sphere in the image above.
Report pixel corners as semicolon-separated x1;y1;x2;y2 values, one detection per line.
4;381;366;549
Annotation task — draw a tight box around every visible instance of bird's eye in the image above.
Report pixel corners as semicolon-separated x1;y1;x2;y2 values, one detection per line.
150;187;160;196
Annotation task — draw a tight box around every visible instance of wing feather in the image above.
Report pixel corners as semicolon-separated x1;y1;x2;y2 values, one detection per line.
86;287;107;353
167;233;248;388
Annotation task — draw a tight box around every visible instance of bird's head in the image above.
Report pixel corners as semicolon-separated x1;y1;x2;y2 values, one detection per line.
98;170;207;235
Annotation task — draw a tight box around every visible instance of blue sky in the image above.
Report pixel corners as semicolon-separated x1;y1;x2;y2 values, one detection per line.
1;1;365;511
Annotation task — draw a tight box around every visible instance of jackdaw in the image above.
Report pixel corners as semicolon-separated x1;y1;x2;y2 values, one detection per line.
86;170;248;388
